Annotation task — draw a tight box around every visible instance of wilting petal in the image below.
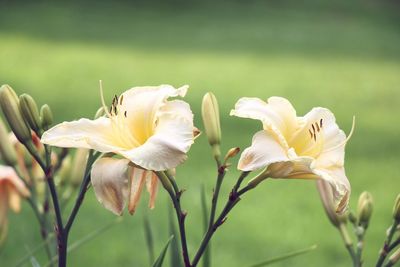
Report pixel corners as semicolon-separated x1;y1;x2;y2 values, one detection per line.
316;179;342;226
313;166;350;214
120;100;194;171
238;130;289;171
91;158;130;215
146;172;159;209
121;85;188;144
127;168;148;215
41;117;125;152
0;166;30;198
231;97;302;147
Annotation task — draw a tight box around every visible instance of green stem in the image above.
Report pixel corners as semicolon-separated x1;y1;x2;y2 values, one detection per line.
191;174;251;267
376;221;400;267
156;171;191;267
208;166;225;231
338;223;358;267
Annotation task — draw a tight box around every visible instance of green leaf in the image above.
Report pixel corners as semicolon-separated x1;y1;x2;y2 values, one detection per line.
168;204;182;267
201;184;211;267
248;245;317;267
143;211;155;265
152;235;174;267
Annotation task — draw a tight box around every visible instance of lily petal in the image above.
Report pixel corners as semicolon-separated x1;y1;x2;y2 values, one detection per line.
120;100;194;171
0;166;30;197
231;97;302;147
313;166;350;214
91;158;130;215
121;85;188;144
146;172;159;209
238;130;289;171
41;117;124;152
127;167;148;215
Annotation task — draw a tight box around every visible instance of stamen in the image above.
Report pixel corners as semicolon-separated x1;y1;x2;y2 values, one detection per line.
323;116;356;153
311;124;316;134
99;80;112;118
124;111;127;117
308;129;313;139
315;122;320;132
320;119;323;128
120;94;124;105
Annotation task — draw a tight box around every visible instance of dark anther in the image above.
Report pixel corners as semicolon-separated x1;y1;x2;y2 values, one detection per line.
124;111;127;117
320;118;323;128
315;122;320;132
119;94;124;105
308;129;313;139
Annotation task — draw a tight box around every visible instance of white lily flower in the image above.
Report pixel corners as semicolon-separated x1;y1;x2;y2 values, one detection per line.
41;85;196;215
230;97;353;213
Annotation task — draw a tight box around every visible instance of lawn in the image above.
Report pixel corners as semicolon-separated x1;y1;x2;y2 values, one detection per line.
0;1;400;266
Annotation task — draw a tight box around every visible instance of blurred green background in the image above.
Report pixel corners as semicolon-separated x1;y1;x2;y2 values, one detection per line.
1;0;400;266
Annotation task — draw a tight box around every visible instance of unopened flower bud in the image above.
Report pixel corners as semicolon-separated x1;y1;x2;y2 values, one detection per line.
19;94;42;134
224;147;240;163
393;194;400;222
70;149;89;187
0;85;32;143
0;118;17;166
316;180;347;227
40;104;53;129
357;191;373;229
57;156;72;187
201;92;221;160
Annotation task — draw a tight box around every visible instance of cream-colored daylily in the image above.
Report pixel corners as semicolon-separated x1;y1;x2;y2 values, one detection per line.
0;165;30;243
41;85;196;215
230;97;353;213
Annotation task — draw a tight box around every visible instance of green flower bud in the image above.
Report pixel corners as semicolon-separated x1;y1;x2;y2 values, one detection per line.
0;85;32;143
19;94;42;134
357;191;373;229
0;117;17;166
393;194;400;222
40;104;53;129
201;92;221;160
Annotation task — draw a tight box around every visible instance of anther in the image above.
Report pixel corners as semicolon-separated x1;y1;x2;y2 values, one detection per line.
119;94;124;105
315;122;320;132
311;124;316;134
308;129;313;139
124;111;127;117
320;119;323;128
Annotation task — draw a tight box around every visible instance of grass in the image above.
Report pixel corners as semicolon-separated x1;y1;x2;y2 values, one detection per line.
0;1;400;266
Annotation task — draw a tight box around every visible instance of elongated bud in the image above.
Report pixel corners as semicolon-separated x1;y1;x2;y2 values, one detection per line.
0;118;17;166
19;94;42;134
357;191;373;229
70;149;89;187
393;194;400;222
40;104;53;129
316;180;347;227
224;147;240;163
0;85;32;143
57;156;72;187
201;92;221;160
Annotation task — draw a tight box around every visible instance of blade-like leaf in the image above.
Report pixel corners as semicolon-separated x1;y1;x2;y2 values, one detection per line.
201;185;211;267
143;211;155;265
248;245;317;267
153;235;174;267
168;204;182;267
30;256;41;267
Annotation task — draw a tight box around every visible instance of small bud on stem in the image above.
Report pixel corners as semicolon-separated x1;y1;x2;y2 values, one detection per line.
357;191;373;229
19;94;42;135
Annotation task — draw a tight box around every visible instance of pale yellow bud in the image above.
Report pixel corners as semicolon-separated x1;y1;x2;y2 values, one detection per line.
70;149;89;187
19;94;42;134
357;191;373;229
393;194;400;222
0;85;32;143
201;92;221;159
0;117;17;166
224;147;240;163
40;104;53;129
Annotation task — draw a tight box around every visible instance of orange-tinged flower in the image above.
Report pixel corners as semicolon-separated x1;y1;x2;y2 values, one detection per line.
0;165;30;243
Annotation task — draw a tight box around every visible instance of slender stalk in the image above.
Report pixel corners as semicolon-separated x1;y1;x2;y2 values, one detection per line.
376;221;400;267
338;223;358;267
208;166;225;231
191;174;251;267
64;151;98;234
156;171;191;267
388;237;400;251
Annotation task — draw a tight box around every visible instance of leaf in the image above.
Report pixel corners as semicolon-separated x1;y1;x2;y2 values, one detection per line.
30;256;41;267
168;204;182;267
201;184;211;267
143;211;155;265
152;235;174;267
248;245;317;267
